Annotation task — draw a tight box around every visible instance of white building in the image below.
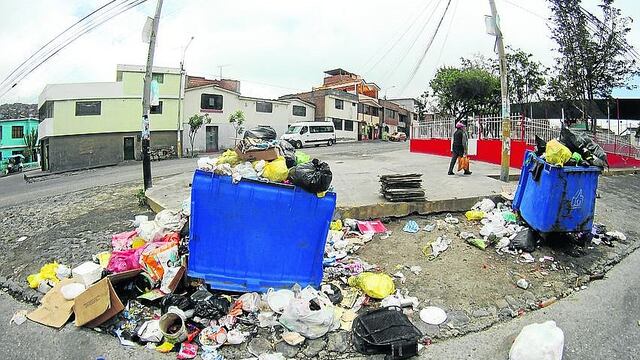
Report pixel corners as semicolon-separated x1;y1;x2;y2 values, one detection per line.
182;80;315;153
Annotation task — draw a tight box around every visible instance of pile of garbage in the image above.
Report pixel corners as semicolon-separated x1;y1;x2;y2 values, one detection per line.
197;126;332;195
536;127;608;168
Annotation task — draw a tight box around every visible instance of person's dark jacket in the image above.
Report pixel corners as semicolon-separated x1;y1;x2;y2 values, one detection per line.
452;128;467;155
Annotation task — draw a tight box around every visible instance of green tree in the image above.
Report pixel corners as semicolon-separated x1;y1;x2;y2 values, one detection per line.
548;0;638;131
460;53;499;75
429;66;500;121
187;113;211;157
505;47;548;116
228;110;245;145
23;128;38;162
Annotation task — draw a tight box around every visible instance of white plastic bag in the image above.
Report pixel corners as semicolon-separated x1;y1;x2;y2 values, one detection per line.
155;209;183;232
137;220;166;242
278;290;339;339
509;321;564;360
473;198;496;212
234;162;258;181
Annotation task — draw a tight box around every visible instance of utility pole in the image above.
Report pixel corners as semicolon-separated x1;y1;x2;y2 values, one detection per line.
488;0;510;182
176;36;194;158
141;0;163;190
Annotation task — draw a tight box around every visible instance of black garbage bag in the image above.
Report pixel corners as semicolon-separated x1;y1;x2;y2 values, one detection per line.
352;306;422;359
244;125;277;141
288;159;333;193
509;229;538;253
193;296;231;319
278;140;297;168
161;294;192;314
559;127;608;168
534;135;547;156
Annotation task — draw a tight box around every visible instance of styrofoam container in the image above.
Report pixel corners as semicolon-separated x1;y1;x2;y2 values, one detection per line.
72;261;103;286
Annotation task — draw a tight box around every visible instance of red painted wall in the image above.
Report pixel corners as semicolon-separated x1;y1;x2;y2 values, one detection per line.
410;138;639;169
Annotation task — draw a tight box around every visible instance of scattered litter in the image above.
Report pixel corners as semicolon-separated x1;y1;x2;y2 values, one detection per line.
380;231;392;240
472;198;496;212
467;238;487;250
509;321;564;360
16;236;27;242
465;210;485;221
409;265;422;275
282;331;305;346
520;253;535;263
403;220;420;233
516;278;530;290
539;256;555;263
444;213;459;224
419;306;447;325
605;231;626;241
353;307;422;358
266;289;295;314
357;220;387;234
60;282;86;300
424;236;451;258
459;232;475;240
177;342;199;359
348;272;395;299
423;223;436;232
392;272;406;284
10;310;28;325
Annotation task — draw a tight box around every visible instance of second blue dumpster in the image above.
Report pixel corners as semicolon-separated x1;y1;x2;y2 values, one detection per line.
188;170;336;293
513;151;601;233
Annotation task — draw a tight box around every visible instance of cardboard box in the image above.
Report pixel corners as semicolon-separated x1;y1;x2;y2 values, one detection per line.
27;278;79;328
235;147;279;162
73;277;124;328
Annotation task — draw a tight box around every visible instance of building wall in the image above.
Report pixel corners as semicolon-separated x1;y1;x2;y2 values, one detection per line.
183;86;292;152
120;71;181;98
45;130;176;172
44;97;180;136
0;118;39;160
324;95;357;121
286;99;315;124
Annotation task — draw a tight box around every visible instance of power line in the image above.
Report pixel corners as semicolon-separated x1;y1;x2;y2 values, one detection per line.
362;0;436;75
380;0;445;84
434;0;459;68
500;0;546;20
400;0;453;94
0;0;148;99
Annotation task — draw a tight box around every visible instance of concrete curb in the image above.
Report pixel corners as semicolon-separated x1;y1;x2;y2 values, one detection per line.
23;163;118;182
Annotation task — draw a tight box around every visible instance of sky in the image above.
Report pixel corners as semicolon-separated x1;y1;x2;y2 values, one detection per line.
0;0;639;105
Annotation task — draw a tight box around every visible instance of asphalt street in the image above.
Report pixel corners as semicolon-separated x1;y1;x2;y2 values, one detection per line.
0;141;407;207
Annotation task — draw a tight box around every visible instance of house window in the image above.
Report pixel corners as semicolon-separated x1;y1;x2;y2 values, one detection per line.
344;120;354;131
310;125;334;133
0;126;2;140
39;101;54;120
332;118;343;130
386;109;397;119
335;99;344;109
256;101;273;113
150;101;163;114
292;105;306;117
75;101;101;116
358;103;364;113
201;94;223;111
152;73;164;84
12;150;23;156
371;107;379;117
11;126;24;138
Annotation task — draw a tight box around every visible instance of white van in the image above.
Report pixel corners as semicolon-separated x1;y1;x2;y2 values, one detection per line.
281;122;336;149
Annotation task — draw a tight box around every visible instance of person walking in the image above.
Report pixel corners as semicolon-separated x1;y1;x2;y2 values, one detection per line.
448;121;472;175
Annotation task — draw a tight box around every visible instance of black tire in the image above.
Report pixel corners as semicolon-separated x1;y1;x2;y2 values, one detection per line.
327;140;333;146
295;141;303;149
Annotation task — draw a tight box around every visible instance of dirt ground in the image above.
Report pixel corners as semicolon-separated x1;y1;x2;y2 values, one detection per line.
0;183;152;301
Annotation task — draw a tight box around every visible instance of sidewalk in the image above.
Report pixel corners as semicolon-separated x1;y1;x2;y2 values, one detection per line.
146;149;517;218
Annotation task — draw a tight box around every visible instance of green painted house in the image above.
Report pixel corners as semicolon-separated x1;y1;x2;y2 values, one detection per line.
38;64;182;171
0;117;39;164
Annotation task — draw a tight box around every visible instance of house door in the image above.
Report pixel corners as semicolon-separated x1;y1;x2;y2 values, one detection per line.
123;137;135;160
205;126;218;152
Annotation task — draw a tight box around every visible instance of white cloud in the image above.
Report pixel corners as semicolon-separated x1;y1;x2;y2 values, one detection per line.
1;0;639;104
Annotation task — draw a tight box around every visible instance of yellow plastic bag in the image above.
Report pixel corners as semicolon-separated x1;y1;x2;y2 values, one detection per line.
262;156;289;182
330;220;343;231
545;139;572;166
465;210;485;221
216;149;241;166
26;262;60;288
347;272;395;299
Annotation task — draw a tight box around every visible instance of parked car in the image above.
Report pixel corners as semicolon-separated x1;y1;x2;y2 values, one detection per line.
281;122;336;149
388;132;407;142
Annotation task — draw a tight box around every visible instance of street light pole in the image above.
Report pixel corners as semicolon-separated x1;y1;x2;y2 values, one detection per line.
141;0;163;190
176;36;194;159
488;0;510;182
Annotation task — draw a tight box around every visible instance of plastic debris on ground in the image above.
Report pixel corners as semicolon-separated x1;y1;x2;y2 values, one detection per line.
402;220;420;233
423;236;451;259
509;321;564;360
419;306;447;325
10;310;28;325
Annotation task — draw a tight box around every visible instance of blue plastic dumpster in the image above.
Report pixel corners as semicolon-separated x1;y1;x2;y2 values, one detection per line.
188;170;337;292
512;151;601;233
